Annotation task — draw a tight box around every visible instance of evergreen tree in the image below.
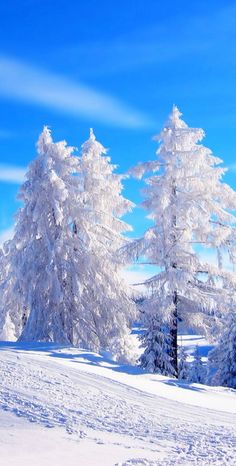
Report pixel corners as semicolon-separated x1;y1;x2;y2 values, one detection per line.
0;127;136;361
125;106;236;376
140;305;175;375
178;345;189;380
71;129;137;360
4;127;82;344
208;314;236;389
188;346;206;384
0;241;27;340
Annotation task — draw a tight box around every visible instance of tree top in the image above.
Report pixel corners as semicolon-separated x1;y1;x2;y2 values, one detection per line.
167;105;186;129
89;127;96;141
37;126;52;154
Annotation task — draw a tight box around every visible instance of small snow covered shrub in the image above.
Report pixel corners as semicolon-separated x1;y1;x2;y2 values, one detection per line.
188;346;206;384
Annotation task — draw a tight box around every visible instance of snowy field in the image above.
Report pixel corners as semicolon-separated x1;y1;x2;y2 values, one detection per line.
0;336;236;466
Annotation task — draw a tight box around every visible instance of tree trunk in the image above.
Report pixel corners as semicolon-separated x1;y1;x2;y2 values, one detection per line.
170;289;178;377
171;180;178;377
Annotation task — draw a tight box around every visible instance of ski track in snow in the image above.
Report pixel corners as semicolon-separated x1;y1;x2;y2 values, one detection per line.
0;346;236;465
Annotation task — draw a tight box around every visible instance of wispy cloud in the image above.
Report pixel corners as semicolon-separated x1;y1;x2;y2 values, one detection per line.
0;56;151;128
60;4;236;77
0;163;26;184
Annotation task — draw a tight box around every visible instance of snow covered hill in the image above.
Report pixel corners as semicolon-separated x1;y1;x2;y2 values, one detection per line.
0;339;236;466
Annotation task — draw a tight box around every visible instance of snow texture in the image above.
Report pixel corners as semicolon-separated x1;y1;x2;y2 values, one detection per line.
0;128;136;361
0;340;235;465
126;105;236;375
208;313;236;388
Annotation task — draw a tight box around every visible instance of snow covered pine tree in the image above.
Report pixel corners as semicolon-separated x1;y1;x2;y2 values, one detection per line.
0;127;136;362
0;241;27;340
208;314;236;388
188;346;206;384
178;345;189;381
72;129;137;361
5;127;82;344
126;106;236;376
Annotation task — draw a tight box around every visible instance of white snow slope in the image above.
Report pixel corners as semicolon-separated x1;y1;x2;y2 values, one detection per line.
0;338;236;466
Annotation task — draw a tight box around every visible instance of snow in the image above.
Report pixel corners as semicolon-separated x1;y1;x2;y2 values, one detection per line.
0;340;235;465
126;105;236;375
0;128;136;361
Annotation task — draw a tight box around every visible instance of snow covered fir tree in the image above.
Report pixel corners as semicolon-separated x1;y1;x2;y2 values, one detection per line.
0;127;136;361
0;127;82;343
208;314;236;389
65;128;137;361
140;315;175;375
178;345;189;381
125;105;236;377
0;242;27;340
1;109;236;385
188;346;206;384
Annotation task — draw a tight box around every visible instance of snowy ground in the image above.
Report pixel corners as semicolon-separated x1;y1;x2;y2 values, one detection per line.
0;336;236;466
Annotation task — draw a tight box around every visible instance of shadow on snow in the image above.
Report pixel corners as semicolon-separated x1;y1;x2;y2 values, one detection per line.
0;340;209;392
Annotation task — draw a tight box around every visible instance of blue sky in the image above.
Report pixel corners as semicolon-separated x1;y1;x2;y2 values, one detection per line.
0;0;236;257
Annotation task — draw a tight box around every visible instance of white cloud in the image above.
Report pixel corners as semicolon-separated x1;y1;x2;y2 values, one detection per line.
0;164;26;184
61;5;236;78
0;56;151;128
0;227;14;246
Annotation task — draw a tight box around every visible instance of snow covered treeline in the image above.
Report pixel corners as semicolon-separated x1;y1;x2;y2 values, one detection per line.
0;127;136;362
0;106;236;387
208;314;236;389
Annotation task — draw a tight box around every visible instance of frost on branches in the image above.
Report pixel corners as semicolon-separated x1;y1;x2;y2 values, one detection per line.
126;106;236;376
188;347;206;384
208;314;236;389
178;345;189;381
72;129;137;361
140;309;174;375
0;128;136;362
0;231;28;341
6;127;82;344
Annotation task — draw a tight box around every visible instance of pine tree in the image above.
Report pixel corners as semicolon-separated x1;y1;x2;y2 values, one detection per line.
188;346;206;384
7;127;81;344
0;128;136;360
178;345;189;380
125;106;236;376
0;248;8;338
140;305;175;375
0;242;27;340
208;314;236;389
71;129;137;360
